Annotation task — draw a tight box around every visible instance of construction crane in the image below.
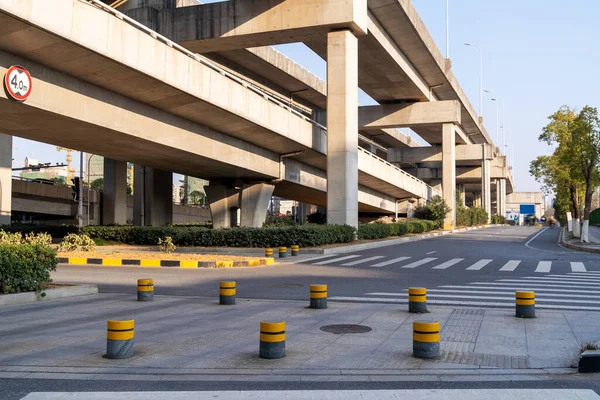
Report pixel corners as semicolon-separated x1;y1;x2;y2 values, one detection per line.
56;147;75;181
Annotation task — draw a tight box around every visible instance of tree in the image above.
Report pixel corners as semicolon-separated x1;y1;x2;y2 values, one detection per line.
189;190;205;204
91;178;104;192
530;106;600;241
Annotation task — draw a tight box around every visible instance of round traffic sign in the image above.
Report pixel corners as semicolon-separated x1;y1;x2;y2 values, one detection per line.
4;65;32;102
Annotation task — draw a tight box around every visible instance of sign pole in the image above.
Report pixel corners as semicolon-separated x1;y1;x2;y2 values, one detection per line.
79;152;83;230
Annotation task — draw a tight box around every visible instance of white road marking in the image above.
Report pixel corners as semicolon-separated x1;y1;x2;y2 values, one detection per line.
499;260;521;271
466;259;493;270
297;254;340;263
341;256;385;266
440;285;600;294
499;279;600;287
370;256;411;268
401;257;437;269
571;262;587;272
471;281;600;289
519;277;600;285
427;289;600;299
536;275;600;282
431;258;464;270
313;255;361;265
426;251;437;255
535;261;552;273
20;389;600;400
525;227;549;249
365;291;600;303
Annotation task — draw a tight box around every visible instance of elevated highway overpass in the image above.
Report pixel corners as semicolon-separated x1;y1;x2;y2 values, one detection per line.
0;0;439;227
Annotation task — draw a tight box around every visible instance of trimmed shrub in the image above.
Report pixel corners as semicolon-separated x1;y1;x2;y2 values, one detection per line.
491;214;507;225
158;236;176;253
263;215;297;227
82;225;356;248
357;224;392;240
0;243;57;294
412;195;450;229
358;219;436;240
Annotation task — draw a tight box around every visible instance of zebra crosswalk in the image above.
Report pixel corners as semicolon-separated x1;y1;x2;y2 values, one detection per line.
296;253;595;273
329;272;600;311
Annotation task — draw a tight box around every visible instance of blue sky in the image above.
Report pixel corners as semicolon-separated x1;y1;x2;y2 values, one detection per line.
12;0;600;193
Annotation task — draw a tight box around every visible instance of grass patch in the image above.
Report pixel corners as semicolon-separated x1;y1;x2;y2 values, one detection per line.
580;342;600;353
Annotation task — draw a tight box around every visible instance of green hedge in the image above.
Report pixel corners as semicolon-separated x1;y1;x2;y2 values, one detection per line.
357;219;436;240
456;207;489;227
1;225;78;238
491;214;507;225
0;244;57;294
81;225;356;248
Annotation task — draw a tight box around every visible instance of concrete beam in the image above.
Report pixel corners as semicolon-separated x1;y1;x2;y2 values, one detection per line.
411;166;508;181
0;134;11;225
359;101;461;130
161;0;368;53
388;144;495;164
205;184;240;229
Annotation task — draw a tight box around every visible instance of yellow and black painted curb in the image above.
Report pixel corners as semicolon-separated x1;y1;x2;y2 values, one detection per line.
57;257;275;268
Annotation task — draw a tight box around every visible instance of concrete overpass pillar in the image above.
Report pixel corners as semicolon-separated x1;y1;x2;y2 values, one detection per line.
240;183;275;228
442;123;456;230
0;134;12;226
482;147;491;222
499;179;507;217
457;184;466;207
134;165;173;226
326;29;358;229
103;158;128;225
205;184;240;229
494;179;501;216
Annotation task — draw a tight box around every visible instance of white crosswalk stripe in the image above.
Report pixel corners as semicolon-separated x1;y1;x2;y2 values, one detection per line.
370;256;411;268
341;256;385;266
466;259;493;270
401;257;437;269
432;258;464;270
296;254;339;263
571;262;587;272
313;255;360;265
330;272;600;311
535;261;552;273
499;260;521;271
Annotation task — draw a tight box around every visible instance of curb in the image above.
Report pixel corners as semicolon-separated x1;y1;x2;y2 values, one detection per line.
57;257;275;268
0;284;98;306
559;227;600;254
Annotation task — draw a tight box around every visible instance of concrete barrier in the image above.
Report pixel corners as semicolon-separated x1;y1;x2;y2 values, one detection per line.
516;291;535;318
309;284;327;309
219;281;236;305
259;321;285;359
408;287;427;313
413;321;440;359
106;320;134;359
137;279;154;302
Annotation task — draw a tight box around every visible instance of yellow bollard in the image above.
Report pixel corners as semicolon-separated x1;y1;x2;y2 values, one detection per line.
408;287;427;313
219;281;236;305
515;291;535;318
309;284;327;309
278;247;287;258
265;248;273;257
106;320;134;359
259;321;286;359
291;245;300;256
412;321;440;359
137;279;154;301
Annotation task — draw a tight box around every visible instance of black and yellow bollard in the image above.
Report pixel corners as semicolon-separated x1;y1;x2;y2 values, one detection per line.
106;320;134;359
408;287;427;313
291;245;300;256
265;248;273;258
515;291;535;318
413;321;440;359
259;321;286;359
137;279;154;302
309;284;327;309
278;247;287;258
219;281;236;305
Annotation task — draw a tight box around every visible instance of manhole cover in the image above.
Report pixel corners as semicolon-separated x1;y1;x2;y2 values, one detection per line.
320;324;372;334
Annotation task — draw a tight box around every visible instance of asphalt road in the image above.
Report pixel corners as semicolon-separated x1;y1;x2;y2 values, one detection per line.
51;226;600;307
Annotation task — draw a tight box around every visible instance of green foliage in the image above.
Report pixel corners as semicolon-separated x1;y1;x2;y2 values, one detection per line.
413;195;450;229
0;243;57;294
1;225;78;238
59;233;96;252
91;178;104;192
263;215;297;227
0;230;22;245
357;220;436;240
188;190;206;204
456;207;488;227
158;236;176;254
81;225;356;248
24;232;53;246
490;214;508;225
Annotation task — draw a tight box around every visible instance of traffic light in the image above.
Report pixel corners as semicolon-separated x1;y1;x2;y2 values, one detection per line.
71;177;80;201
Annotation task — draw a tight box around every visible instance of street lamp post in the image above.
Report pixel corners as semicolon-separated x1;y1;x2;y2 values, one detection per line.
465;42;483;118
86;154;96;226
485;89;499;146
446;0;450;58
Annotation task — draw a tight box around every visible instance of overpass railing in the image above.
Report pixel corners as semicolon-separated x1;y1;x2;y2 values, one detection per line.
85;0;326;131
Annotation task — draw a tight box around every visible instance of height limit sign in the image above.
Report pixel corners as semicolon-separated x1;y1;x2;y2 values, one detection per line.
4;65;32;102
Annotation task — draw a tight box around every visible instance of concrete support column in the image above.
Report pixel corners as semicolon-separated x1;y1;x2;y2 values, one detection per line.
326;30;358;228
298;203;310;224
103;158;128;225
0;134;12;226
494;179;501;216
499;179;507;217
442;123;456;230
205;184;240;229
473;193;481;208
133;165;172;226
457;184;466;207
240;183;275;228
482;147;491;222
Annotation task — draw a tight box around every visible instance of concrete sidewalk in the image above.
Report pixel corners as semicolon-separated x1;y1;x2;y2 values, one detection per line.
0;293;598;381
561;227;600;254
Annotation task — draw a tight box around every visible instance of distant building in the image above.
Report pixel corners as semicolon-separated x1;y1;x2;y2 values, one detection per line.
20;158;68;183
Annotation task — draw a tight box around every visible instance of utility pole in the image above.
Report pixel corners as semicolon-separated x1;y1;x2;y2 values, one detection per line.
78;152;83;230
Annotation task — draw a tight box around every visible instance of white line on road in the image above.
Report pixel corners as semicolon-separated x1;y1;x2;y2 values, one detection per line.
296;254;340;263
571;262;587;272
314;255;360;265
432;258;465;270
401;257;437;269
370;256;411;268
536;275;600;282
470;282;600;289
440;285;600;294
499;260;521;271
365;291;600;302
525;227;549;249
535;261;552;273
520;276;600;284
499;278;600;287
341;256;385;266
426;251;437;254
466;259;493;270
427;288;600;299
